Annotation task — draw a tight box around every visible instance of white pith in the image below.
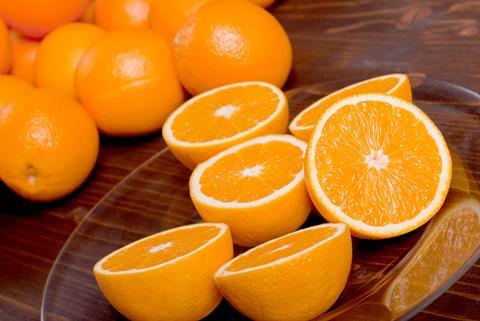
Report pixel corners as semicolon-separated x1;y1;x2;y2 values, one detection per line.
215;223;346;277
306;93;452;236
214;105;238;119
365;149;390;171
190;135;307;209
163;81;287;147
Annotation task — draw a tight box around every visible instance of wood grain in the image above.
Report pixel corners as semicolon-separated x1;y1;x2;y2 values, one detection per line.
1;0;479;320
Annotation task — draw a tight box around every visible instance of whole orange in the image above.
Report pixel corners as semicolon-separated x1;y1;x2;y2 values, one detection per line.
95;0;152;30
10;30;39;84
173;0;292;95
0;88;99;202
0;17;12;74
0;75;34;117
76;29;184;136
36;23;105;99
0;0;89;39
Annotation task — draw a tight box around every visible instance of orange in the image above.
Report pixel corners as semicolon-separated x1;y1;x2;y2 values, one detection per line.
289;74;412;141
0;75;34;115
251;0;276;6
76;29;184;136
94;223;233;321
190;135;311;247
36;23;105;99
94;0;152;30
215;223;352;321
80;0;96;23
0;0;89;39
163;81;288;169
9;31;39;84
0;88;99;202
305;94;452;239
173;0;292;95
0;17;11;74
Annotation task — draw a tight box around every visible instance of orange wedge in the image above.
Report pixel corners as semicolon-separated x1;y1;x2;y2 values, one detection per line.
163;81;288;169
289;74;412;141
93;223;233;321
214;223;352;321
305;94;452;239
190;134;311;247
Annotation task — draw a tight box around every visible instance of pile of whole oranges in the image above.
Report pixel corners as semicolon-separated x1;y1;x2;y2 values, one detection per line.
0;0;291;202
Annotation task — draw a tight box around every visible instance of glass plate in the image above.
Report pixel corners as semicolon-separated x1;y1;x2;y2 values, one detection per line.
41;74;480;321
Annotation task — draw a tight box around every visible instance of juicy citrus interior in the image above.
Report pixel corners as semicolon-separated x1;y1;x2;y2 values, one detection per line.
101;225;220;272
199;139;304;202
171;84;282;143
226;226;338;272
314;100;443;226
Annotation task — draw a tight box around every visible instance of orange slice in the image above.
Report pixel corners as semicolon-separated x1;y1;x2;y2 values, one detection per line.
305;94;452;239
93;223;233;321
190;134;311;247
289;74;412;141
214;223;352;321
163;81;288;169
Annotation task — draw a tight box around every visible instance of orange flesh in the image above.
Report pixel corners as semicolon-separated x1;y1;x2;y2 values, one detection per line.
101;226;219;272
200;140;304;202
172;84;280;142
315;101;442;226
297;77;399;127
226;226;337;272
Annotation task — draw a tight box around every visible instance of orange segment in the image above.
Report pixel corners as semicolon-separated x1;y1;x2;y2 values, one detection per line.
214;223;352;321
190;135;311;247
163;81;289;169
305;94;452;239
289;74;412;141
94;223;233;321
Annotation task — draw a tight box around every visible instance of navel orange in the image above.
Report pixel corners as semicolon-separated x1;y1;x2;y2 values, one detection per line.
0;17;12;74
305;94;452;239
36;23;105;99
173;0;292;95
76;29;184;136
94;223;233;321
95;0;152;30
9;31;39;84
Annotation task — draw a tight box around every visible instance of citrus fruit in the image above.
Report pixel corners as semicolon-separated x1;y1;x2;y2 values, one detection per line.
251;0;276;6
35;23;105;99
80;0;96;23
0;0;89;39
0;88;99;202
173;0;292;95
9;31;39;84
94;223;233;321
76;29;184;136
190;134;311;247
0;17;12;74
0;75;34;116
289;74;412;141
383;190;480;317
214;223;352;321
305;94;452;239
163;81;288;169
95;0;151;30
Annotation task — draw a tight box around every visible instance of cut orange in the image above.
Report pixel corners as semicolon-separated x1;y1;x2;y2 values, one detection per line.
305;94;452;239
163;81;288;169
94;223;233;321
289;74;412;141
214;223;352;321
190;134;311;247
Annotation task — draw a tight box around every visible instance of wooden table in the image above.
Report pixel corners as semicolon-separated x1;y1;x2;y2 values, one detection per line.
1;0;479;320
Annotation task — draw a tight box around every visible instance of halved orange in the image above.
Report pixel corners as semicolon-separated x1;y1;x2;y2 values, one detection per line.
163;81;288;169
289;74;412;141
305;94;452;239
93;223;233;321
214;223;352;321
190;134;311;247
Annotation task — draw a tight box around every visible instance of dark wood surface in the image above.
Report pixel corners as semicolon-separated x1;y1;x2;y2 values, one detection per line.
0;0;479;320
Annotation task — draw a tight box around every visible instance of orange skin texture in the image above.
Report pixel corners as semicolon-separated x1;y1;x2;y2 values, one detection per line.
10;31;40;84
0;18;12;74
76;29;184;136
35;23;105;99
0;0;89;39
173;0;292;95
95;0;152;30
0;88;99;202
